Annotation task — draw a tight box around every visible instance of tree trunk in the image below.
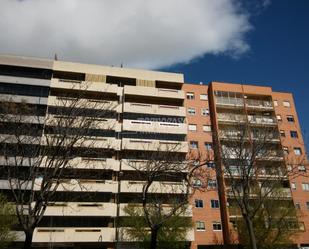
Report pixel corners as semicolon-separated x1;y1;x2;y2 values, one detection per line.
244;216;257;249
150;227;159;249
24;230;34;249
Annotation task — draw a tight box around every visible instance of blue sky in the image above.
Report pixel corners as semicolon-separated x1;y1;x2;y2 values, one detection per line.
0;0;308;146
162;0;309;148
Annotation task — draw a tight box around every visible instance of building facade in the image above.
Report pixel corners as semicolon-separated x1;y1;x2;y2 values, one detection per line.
0;55;308;249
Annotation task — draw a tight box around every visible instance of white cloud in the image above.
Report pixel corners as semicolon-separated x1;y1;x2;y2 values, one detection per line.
0;0;251;69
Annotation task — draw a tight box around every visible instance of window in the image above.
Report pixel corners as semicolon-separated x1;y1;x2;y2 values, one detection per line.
283;101;291;107
196;221;205;231
306;202;309;210
186;92;195;100
195;199;204;208
276;115;282;122
280;130;285;137
188;107;196;115
211;200;220;208
287;165;292;171
208;179;217;189
205;142;213;150
290;131;298;138
207;161;216;168
299;222;305;231
188;124;197;132
287;115;295;123
200;94;208;100
298;165;306;172
302;183;309;191
212;222;222;231
190;141;198;149
283;147;289;155
193;179;202;187
294;147;302;155
203;125;212;132
291;182;296;190
201;108;210;116
273;100;278;106
295;203;301;209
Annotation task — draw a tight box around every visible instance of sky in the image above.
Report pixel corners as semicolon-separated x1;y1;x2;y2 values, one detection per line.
0;0;308;146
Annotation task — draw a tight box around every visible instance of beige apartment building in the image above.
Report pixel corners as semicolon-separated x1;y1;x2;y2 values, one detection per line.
0;55;308;249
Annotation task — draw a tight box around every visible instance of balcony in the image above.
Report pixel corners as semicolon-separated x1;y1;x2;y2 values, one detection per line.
124;85;184;100
68;157;120;170
47;95;119;111
0;179;119;193
29;227;116;243
51;78;118;94
246;99;273;110
248;115;277;126
121;138;188;152
44;202;117;216
120;180;188;194
56;179;118;193
216;97;244;108
42;136;121;150
123;102;186;117
217;113;246;124
118;203;193;217
122;119;187;134
118;227;194;242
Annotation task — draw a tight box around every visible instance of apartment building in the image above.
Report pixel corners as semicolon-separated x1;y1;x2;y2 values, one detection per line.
0;55;308;249
206;82;309;248
0;55;190;249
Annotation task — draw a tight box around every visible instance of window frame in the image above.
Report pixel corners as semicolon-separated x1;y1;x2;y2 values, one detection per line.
186;92;195;100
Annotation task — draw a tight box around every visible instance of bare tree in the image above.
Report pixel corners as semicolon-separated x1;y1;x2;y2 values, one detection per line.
0;83;117;249
217;123;306;249
120;143;213;249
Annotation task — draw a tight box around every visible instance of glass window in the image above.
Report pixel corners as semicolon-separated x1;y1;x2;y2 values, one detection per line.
306;202;309;210
196;221;205;231
207;161;216;168
283;101;291;107
208;179;217;189
295;203;301;209
201;108;210;116
195;199;204;208
193;179;202;188
287;115;295;123
287;165;292;171
211;200;220;208
291;182;296;190
203;125;212;132
276;115;282;121
283;147;289;155
290;131;298;138
273;100;278;106
200;94;208;100
186;92;195;100
188;124;197;131
188;107;196;115
205;142;213;150
280;130;285;137
302;183;309;191
212;222;222;231
298;165;306;172
294;147;302;155
190;141;198;149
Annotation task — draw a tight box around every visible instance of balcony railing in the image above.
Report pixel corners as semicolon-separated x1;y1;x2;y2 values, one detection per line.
216;97;244;107
246;99;273;109
217;113;246;123
248;115;277;125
